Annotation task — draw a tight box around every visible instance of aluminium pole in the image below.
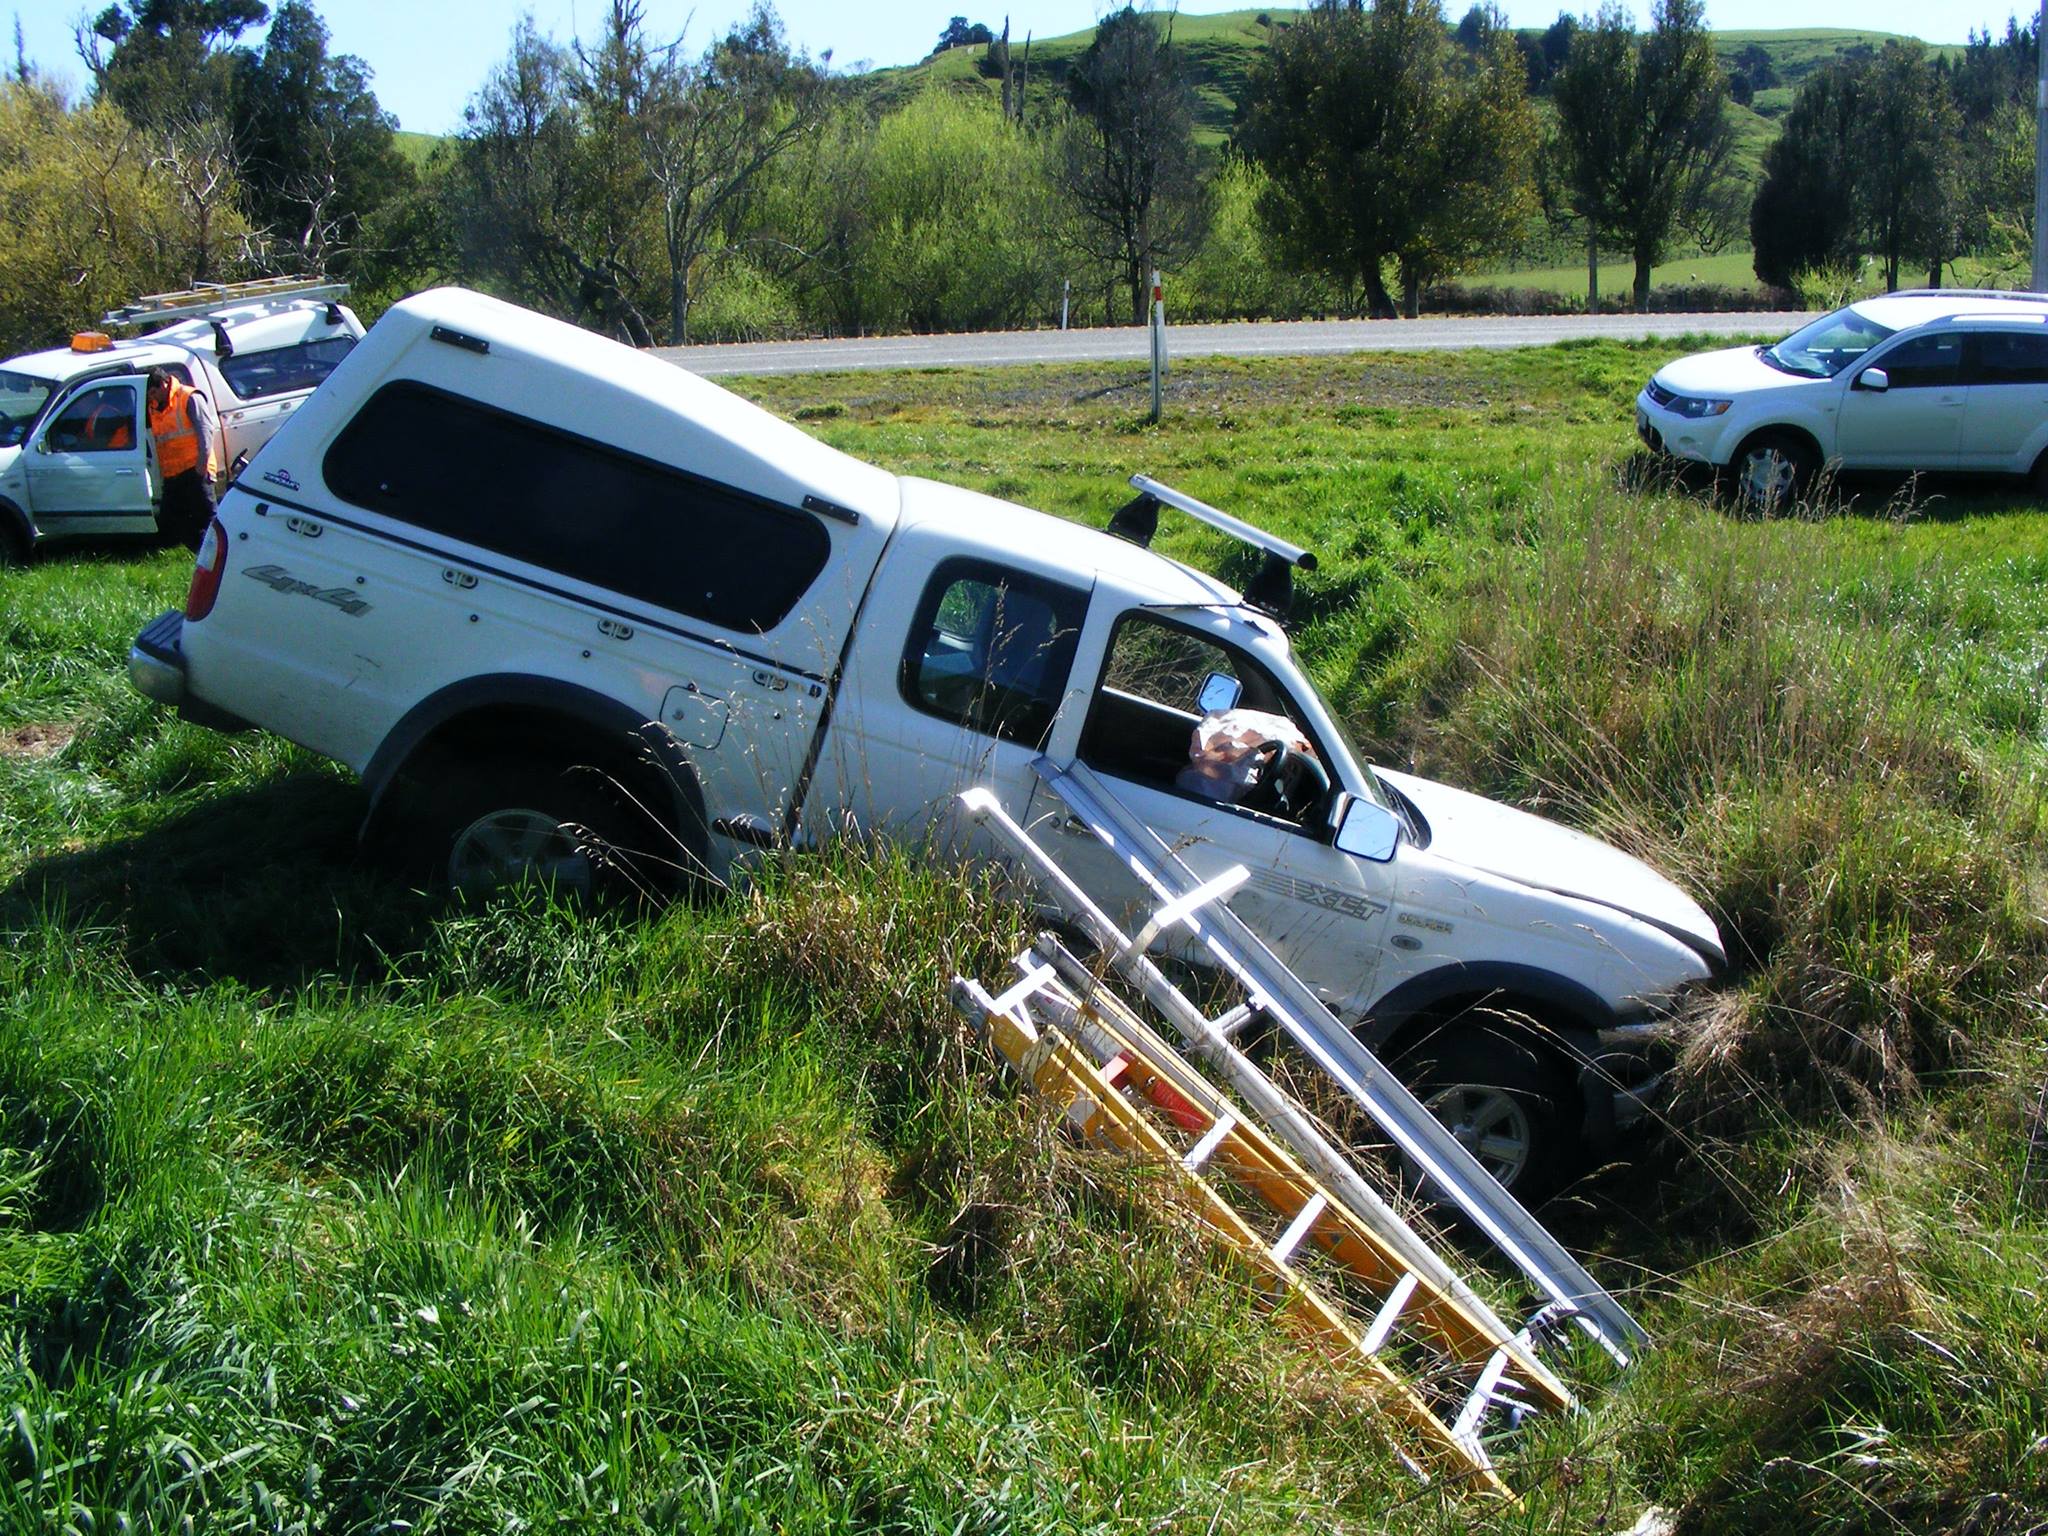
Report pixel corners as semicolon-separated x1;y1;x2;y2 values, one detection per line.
2034;0;2048;291
1146;268;1163;423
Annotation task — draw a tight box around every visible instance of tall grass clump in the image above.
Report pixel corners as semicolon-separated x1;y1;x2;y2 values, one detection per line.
1367;478;2046;1147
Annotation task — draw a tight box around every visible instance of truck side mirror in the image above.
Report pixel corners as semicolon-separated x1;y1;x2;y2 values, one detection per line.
1196;671;1241;714
1854;367;1889;392
1332;794;1400;862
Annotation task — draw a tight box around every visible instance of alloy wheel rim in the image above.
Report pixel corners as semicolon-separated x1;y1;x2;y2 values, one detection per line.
1420;1084;1533;1188
447;807;593;896
1742;448;1796;509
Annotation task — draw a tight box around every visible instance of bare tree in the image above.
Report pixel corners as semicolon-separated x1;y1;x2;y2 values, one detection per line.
636;3;828;344
1060;4;1205;326
152;110;242;281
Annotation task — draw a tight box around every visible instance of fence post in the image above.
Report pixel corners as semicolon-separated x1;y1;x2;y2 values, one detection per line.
1149;269;1165;425
1061;279;1070;331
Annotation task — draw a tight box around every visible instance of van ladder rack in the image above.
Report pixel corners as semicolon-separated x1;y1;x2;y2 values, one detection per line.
954;950;1576;1495
953;792;1607;1492
967;760;1648;1366
103;277;349;329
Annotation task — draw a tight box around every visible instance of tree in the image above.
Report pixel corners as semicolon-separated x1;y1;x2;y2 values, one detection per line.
929;16;994;56
77;0;266;129
452;15;657;340
1547;0;1736;310
1857;42;1959;290
1750;60;1861;288
634;3;829;344
1750;45;1961;292
0;79;253;351
1237;0;1537;319
229;1;412;275
1060;5;1206;326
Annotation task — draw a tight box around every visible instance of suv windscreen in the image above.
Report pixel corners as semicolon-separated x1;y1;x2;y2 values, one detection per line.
323;381;832;633
0;372;55;448
219;336;357;400
1764;307;1896;378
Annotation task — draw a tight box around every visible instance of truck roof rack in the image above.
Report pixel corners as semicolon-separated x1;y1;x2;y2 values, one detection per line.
1108;473;1316;619
102;276;350;329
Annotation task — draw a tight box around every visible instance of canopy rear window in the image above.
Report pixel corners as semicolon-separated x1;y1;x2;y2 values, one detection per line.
323;381;832;633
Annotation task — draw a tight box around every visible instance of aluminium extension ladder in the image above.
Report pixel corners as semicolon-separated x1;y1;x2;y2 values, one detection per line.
954;948;1576;1494
1001;759;1650;1365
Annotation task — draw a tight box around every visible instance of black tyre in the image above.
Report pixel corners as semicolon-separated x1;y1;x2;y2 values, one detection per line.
1727;431;1818;515
2028;448;2048;500
424;757;678;902
0;516;28;568
1390;1021;1578;1202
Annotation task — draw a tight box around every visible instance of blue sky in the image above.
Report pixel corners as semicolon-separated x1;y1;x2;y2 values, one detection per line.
18;0;2039;135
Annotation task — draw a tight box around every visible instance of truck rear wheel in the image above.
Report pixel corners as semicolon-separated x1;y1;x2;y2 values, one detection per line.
427;758;673;901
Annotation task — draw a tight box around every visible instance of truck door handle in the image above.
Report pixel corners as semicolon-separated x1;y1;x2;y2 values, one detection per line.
113;468;137;476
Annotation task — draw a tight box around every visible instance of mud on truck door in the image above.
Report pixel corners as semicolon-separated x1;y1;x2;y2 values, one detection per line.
1027;604;1396;1019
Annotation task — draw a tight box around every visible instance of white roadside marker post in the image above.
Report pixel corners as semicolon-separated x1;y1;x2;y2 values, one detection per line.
1146;268;1163;423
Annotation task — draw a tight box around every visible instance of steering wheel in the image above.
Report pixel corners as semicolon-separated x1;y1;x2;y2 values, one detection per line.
1245;739;1331;820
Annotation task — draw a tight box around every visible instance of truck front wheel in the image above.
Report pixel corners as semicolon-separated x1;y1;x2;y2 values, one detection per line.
1391;1023;1576;1202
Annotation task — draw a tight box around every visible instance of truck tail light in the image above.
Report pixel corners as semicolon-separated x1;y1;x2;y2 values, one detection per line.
185;518;228;621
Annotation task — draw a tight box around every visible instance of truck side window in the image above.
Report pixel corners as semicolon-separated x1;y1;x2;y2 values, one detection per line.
322;381;832;633
901;560;1087;748
1079;612;1326;826
44;384;138;453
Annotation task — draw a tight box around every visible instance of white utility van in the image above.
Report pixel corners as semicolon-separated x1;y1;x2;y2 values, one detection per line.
0;278;365;559
128;287;1724;1195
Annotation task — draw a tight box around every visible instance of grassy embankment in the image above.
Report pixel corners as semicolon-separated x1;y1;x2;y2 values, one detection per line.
2;339;2046;1531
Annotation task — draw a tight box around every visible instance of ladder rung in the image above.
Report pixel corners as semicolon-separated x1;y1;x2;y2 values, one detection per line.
1269;1192;1327;1267
1361;1272;1420;1356
1128;864;1250;955
989;962;1058;1019
1451;1346;1514;1449
1181;1114;1237;1172
1210;1002;1257;1041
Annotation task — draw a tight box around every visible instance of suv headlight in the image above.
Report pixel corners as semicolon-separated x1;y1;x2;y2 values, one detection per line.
1669;395;1732;419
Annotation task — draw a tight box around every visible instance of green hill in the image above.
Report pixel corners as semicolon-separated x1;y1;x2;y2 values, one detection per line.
870;10;1944;152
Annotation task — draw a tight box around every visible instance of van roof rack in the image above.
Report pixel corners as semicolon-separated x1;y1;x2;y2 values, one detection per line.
1108;474;1316;620
102;276;350;329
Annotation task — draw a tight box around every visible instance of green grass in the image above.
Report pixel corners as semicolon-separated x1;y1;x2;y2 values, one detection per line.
1470;248;1772;297
3;339;2047;1530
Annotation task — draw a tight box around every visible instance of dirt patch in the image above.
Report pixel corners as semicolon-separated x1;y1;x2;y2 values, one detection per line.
0;722;76;761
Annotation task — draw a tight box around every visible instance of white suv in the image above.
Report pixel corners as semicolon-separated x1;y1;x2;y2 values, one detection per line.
1635;289;2048;507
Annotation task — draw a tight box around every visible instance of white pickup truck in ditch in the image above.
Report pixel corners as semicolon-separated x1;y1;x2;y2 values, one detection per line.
127;286;1723;1195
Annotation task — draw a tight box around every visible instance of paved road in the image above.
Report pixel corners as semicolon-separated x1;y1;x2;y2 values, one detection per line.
657;311;1809;377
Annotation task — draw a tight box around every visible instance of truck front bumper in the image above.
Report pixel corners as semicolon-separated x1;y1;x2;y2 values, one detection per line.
1579;1016;1678;1150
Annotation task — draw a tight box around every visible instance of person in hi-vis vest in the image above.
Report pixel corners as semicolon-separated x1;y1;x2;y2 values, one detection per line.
147;366;218;549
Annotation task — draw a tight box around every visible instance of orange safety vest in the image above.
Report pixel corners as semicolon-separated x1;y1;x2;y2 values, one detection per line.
149;380;217;479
